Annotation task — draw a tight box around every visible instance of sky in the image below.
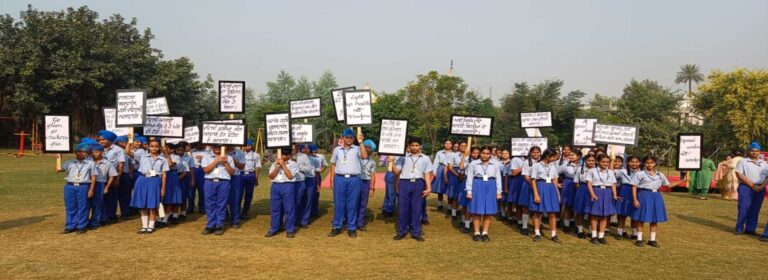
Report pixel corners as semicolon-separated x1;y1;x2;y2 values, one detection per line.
3;0;767;102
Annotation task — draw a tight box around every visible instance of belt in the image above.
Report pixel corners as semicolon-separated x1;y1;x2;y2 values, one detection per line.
595;185;608;189
400;178;424;183
535;179;550;182
244;171;255;175
475;177;496;180
207;178;229;183
336;174;359;178
638;188;659;193
67;182;89;186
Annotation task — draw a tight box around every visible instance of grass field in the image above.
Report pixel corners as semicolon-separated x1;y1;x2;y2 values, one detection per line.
1;151;767;279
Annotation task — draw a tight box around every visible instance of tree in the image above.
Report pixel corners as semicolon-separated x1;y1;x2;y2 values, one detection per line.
615;79;683;155
675;64;705;96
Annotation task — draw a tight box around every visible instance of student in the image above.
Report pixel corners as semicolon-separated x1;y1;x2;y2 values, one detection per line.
431;139;454;211
559;150;581;233
295;144;316;228
734;142;768;235
586;154;618;244
96;130;124;224
527;148;562;243
265;148;300;238
632;156;684;247
178;141;194;220
393;137;432;241
241;139;261;219
498;149;512;221
505;154;525;224
113;136;134;219
465;146;502;242
89;145;117;229
130;137;148;180
226;146;246;228
446;140;467;222
57;143;97;234
616;155;640;240
310;144;327;218
328;128;367;238
517;146;542;236
189;143;210;214
357;140;377;231
158;143;188;226
381;155;399;217
128;139;168;234
456;146;479;233
200;144;235;235
573;154;596;238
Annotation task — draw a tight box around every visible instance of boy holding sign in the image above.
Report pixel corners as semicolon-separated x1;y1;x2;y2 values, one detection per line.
327;128;367;238
265;147;300;238
89;145;118;229
393;137;433;242
57;143;97;234
200;144;236;235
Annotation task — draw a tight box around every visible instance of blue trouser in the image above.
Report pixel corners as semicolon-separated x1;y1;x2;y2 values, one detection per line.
270;182;297;233
190;167;206;213
103;180;118;220
332;174;361;230
311;174;321;217
89;182;106;227
241;172;257;214
398;179;425;236
227;174;243;225
422;197;428;222
381;172;397;214
204;179;230;229
117;173;133;217
294;180;307;226
299;177;316;226
64;183;90;230
736;184;765;233
357;179;371;228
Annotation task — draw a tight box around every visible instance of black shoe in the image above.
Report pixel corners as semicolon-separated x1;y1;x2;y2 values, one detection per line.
300;224;309;229
89;226;100;230
759;237;768;242
616;233;624;241
647;240;659;248
76;229;87;234
635;240;644;247
169;216;179;225
481;234;490;242
563;226;571;233
201;228;214;235
358;226;367;232
199;210;206;215
265;231;279;238
521;228;529;236
473;234;482;242
62;229;76;234
240;214;250;220
622;232;629;238
517;224;523;231
437;205;444;211
451;216;458;222
461;227;472;234
177;215;187;221
421;220;430;225
286;232;296;238
186;210;194;215
231;223;241;229
328;228;342;237
630;234;638;240
577;232;586;239
551;235;561;243
591;237;599;244
145;228;155;234
598;238;608;245
734;231;743;235
348;230;357;238
393;234;407;240
412;235;426;242
745;231;758;236
155;222;167;229
214;227;224;235
533;235;541;242
138;228;148;234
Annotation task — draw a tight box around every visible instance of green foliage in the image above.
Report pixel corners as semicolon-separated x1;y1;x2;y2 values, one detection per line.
675;64;705;95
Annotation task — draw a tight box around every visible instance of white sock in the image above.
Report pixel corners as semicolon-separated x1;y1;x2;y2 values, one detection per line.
482;231;488;235
650;232;657;241
148;220;155;229
141;215;149;228
501;210;507;217
598;231;605;238
591;230;597;238
464;221;471;228
618;228;624;235
551;230;557;237
507;216;514;221
451;209;457;216
437;201;443;207
534;229;541;236
564;220;570;227
522;214;529;229
610;215;618;223
517;220;523;225
637;232;643;241
172;213;179;218
577;225;584;233
632;228;638;236
474;231;480;235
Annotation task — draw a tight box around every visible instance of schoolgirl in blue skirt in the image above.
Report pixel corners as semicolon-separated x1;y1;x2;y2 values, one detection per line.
632;156;683;247
506;156;524;223
457;147;480;233
586;154;618;245
497;149;512;221
431;139;454;210
516;146;541;236
159;143;189;227
446;140;467;222
615;155;640;240
573;154;596;238
528;149;562;243
128;139;169;234
558;149;580;233
465;146;502;242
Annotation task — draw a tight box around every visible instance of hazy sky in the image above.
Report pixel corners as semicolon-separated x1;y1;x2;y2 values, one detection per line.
3;0;767;101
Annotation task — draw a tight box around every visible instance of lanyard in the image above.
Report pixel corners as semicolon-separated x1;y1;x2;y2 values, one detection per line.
150;156;162;172
74;161;89;178
597;168;609;183
542;163;552;178
409;155;422;172
481;162;490;176
341;147;352;161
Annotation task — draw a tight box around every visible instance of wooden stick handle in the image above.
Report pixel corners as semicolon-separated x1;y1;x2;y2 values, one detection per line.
56;154;62;170
277;149;282;159
220;146;226;155
387;158;394;172
128;127;135;144
466;137;473;155
161;138;166;148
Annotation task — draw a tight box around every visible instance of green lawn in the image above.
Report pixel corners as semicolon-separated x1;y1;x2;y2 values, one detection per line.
0;151;766;279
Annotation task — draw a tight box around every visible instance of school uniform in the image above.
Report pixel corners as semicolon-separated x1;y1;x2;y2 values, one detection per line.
585;168;618;217
381;156;399;215
267;160;300;234
431;150;453;194
330;146;365;231
241;151;262;215
189;149;210;213
62;159;97;230
130;155;169;209
131;148;148;179
516;159;540;208
528;161;561;213
226;149;246;225
573;166;595;215
616;169;639;216
354;158;377;228
118;150;134;217
396;153;432;237
180;153;195;207
163;154;186;205
631;171;670;223
295;152;316;227
499;160;512;202
559;161;578;207
90;159;117;227
311;153;327;218
465;160;502;214
734;158;768;233
507;157;526;205
201;153;235;229
101;144;125;220
450;154;471;207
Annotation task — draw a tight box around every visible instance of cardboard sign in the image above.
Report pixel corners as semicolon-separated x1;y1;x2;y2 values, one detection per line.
265;112;291;148
103;108;131;136
510;137;548;156
378;119;409;156
218;80;245;114
165;138;183;145
207;119;244;124
606;144;626;157
290;98;322;119
291;124;313;143
573;118;598;147
677;133;703;171
331;86;356;122
343;89;373;126
143;116;184;138
592;123;638;146
184;126;200;144
525;128;541;137
44;115;71;153
201;123;246;145
520;112;552;128
146;97;170;115
115;89;147;127
450;115;494;137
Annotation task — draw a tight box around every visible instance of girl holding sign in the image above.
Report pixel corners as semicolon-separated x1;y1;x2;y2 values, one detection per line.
465;146;502;242
432;139;454;211
573;154;597;239
517;146;541;236
558;149;581;233
632;156;685;247
128;139;168;234
586;154;618;245
616;155;640;240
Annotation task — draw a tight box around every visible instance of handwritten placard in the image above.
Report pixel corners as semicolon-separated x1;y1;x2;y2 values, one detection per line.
520;112;552;128
573;118;598;146
207;119;244;124
592;123;638;146
606;144;626;157
510;138;548;156
344;89;373;125
184;126;200;143
290;98;321;119
291;124;313;143
331;86;355;122
677;133;703;170
44;115;71;152
450;115;494;137
525;128;541;137
265;112;291;148
103;108;131;136
143;116;184;137
146;97;170;115
378;119;408;156
218;80;245;114
201;123;246;145
115;89;146;127
165;138;183;145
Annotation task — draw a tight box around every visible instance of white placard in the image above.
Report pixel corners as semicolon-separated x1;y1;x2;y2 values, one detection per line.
450;115;493;137
520;112;552;128
201;123;246;145
331;86;355;122
146;97;170;115
525;128;541;137
592;123;638;146
290;98;321;119
219;81;245;113
573;118;598;146
115;89;146;127
606;144;626;157
344;90;373;125
207;119;244;124
165;138;183;145
265;112;291;148
184;126;200;143
510;138;548;156
44;115;71;152
677;134;702;170
379;119;408;155
143;116;184;137
291;124;313;143
103;108;131;136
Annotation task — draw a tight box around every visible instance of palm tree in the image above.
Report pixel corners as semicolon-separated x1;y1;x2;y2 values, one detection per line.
675;64;705;96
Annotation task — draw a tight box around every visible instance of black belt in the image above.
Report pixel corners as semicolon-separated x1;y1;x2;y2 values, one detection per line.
474;177;496;180
400;178;424;182
335;174;359;178
67;182;89;186
638;188;659;193
206;178;230;182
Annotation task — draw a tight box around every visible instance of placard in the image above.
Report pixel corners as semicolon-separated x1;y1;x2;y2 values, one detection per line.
525;128;541;137
115;89;147;127
592;123;638;146
103;108;131;136
291;124;314;143
343;89;373;126
606;144;626;157
290;98;321;119
450;115;494;137
201;123;246;145
265;112;291;148
207;119;244;124
520;112;552;128
184;126;200;143
218;80;245;114
44;115;72;153
510;138;548;156
378;119;409;156
146;97;170;115
165;138;183;145
573;118;598;147
677;133;703;171
331;86;356;122
143;116;184;138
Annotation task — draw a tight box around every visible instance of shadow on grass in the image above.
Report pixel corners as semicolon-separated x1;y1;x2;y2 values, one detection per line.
0;214;55;231
673;213;733;232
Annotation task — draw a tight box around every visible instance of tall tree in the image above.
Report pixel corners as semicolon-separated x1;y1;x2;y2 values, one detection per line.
616;79;683;155
675;64;705;96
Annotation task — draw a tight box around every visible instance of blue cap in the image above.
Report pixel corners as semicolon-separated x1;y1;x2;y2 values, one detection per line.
246;139;254;146
96;130;117;142
342;128;354;137
309;144;317;152
748;141;762;151
75;143;90;152
136;136;148;144
297;144;306;151
91;145;104;151
363;139;377;151
115;136;128;143
82;138;99;145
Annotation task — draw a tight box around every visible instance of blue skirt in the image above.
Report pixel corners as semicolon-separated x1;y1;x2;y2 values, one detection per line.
631;190;667;223
447;172;461;199
587;187;617;217
164;172;183;204
615;184;634;216
180;173;190;202
529;181;560;213
457;178;470;207
560;178;577;207
507;175;524;203
131;176;161;209
573;182;591;215
516;180;532;207
468;178;498;215
431;165;447;194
